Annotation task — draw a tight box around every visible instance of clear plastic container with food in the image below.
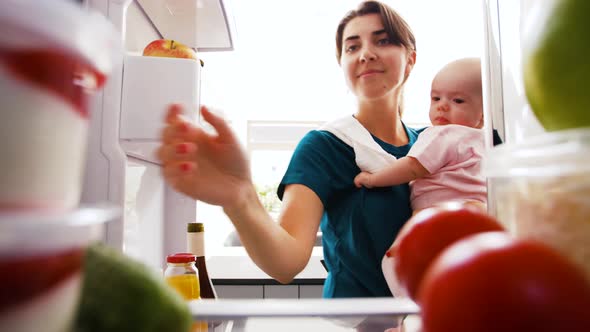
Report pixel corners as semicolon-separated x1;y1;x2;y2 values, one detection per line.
0;0;120;212
484;128;590;282
0;206;118;332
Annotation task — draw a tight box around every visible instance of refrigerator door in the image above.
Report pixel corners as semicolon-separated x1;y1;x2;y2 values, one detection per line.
482;0;548;217
481;0;545;149
128;0;235;52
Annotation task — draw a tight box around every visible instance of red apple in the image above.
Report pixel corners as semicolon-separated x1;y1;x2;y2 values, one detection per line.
142;39;203;66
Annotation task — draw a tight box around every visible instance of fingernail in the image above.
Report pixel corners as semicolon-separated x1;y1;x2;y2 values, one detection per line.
170;103;182;113
177;123;189;132
176;143;188;154
179;162;192;172
385;250;393;257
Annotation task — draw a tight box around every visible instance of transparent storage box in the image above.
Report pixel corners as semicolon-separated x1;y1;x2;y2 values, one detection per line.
484;128;590;282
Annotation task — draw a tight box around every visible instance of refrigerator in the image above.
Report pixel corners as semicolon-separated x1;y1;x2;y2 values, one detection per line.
80;0;235;271
75;0;555;330
80;0;547;270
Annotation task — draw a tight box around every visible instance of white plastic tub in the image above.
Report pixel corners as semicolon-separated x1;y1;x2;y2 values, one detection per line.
0;0;120;212
0;206;118;332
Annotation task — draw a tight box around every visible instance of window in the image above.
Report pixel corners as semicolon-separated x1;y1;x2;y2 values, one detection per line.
197;0;484;254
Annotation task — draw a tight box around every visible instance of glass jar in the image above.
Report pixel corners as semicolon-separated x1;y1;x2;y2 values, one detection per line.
164;253;200;300
484;128;590;282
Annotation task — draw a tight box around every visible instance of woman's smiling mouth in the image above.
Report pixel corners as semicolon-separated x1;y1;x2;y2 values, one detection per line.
358;69;384;78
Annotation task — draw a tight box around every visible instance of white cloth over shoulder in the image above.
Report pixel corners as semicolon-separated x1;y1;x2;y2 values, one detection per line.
320;115;397;173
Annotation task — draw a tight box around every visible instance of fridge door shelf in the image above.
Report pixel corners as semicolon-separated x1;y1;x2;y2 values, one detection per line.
189;297;419;331
126;0;234;52
120;54;201;142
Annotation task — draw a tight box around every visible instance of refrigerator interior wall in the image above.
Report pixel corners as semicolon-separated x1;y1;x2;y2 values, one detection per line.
83;0;130;248
123;159;164;270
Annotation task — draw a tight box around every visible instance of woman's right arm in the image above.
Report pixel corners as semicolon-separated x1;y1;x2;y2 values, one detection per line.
224;183;324;284
158;104;323;283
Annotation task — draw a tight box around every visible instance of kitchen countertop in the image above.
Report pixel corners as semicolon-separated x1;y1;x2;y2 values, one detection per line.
207;247;327;285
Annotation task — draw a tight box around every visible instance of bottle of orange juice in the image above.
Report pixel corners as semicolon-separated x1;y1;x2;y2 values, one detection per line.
164;253;208;331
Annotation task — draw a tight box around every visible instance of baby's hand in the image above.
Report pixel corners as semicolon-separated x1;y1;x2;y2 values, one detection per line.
354;172;374;188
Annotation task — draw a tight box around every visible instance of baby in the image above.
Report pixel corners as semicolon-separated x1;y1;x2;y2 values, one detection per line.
354;57;486;212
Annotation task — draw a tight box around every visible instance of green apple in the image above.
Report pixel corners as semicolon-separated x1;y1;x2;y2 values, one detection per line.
523;0;590;131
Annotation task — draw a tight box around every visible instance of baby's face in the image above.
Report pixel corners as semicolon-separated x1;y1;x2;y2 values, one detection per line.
429;66;483;128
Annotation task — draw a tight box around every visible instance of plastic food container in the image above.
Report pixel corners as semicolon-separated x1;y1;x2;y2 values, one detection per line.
0;0;121;212
484;128;590;282
0;206;119;332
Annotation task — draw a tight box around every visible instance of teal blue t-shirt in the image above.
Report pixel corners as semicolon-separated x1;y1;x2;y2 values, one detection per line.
278;121;424;298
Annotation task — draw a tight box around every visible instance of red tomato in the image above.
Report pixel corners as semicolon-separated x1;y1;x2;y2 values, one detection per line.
419;232;590;332
388;202;505;300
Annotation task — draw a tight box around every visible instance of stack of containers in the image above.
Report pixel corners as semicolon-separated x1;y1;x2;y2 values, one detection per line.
0;1;121;331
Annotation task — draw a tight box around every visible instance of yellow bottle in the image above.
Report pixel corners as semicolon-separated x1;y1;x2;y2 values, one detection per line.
164;253;208;331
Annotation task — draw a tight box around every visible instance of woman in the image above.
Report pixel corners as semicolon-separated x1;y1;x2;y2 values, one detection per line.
157;1;421;298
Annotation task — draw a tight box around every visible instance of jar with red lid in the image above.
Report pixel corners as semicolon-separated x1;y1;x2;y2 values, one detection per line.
164;253;200;300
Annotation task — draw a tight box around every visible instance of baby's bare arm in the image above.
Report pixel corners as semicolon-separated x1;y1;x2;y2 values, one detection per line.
361;157;429;187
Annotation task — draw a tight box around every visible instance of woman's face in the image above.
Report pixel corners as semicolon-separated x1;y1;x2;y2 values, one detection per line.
340;14;415;102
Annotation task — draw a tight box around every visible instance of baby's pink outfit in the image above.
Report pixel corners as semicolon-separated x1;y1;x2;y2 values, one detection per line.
407;124;486;211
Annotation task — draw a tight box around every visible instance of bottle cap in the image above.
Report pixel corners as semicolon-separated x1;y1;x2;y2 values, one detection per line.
187;222;204;233
166;253;196;263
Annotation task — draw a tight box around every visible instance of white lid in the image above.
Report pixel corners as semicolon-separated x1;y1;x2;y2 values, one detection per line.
0;205;120;256
484;128;590;178
0;0;122;76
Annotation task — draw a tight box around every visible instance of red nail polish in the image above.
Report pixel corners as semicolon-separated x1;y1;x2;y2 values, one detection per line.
170;103;182;113
178;123;189;132
179;162;192;172
176;143;188;154
385;250;392;257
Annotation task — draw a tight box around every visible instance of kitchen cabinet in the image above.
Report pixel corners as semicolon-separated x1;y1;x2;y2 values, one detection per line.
264;285;299;299
216;285;264;299
299;285;324;299
215;284;323;299
209;248;326;299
